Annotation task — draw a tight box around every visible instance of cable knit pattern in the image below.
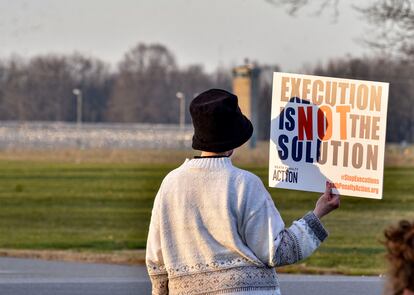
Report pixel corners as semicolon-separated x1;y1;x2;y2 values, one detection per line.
146;158;328;295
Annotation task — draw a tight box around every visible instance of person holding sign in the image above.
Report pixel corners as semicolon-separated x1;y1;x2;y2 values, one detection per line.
146;89;340;295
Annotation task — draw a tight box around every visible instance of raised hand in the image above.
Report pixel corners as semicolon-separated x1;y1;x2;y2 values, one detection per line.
313;181;341;219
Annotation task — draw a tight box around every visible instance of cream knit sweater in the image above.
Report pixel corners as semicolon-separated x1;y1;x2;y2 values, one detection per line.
146;157;328;295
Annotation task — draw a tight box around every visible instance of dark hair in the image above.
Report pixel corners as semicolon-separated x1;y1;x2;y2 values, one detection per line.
383;220;414;295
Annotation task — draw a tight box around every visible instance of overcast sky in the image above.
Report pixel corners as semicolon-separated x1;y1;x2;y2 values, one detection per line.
0;0;374;72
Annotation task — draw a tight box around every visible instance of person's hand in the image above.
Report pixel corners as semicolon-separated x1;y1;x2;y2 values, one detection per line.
313;182;340;219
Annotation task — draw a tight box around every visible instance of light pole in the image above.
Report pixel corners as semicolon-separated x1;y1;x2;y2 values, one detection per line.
73;88;83;128
176;92;185;129
176;92;186;148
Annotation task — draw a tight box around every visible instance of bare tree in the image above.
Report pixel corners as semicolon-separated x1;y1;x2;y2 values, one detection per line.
25;55;74;121
0;57;30;121
267;0;414;58
107;43;223;124
359;0;414;58
213;66;233;92
68;54;112;122
107;43;178;123
265;0;340;19
0;53;111;122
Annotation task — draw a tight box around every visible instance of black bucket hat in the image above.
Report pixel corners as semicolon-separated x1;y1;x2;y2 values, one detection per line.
189;89;253;152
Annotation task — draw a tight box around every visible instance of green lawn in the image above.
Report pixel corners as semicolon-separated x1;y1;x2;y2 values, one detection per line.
0;160;412;275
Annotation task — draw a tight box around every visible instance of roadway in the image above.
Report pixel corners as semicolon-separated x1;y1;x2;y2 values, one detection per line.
0;257;383;295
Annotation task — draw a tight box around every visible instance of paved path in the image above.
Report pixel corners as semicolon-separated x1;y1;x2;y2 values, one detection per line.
0;257;383;295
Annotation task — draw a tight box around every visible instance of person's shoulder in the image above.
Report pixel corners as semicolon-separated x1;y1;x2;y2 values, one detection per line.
231;166;274;212
232;166;265;187
160;160;189;185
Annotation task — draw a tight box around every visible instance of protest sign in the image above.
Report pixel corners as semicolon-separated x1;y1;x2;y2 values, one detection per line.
269;72;389;199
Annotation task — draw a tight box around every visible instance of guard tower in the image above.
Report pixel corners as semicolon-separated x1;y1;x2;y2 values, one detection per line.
232;62;260;148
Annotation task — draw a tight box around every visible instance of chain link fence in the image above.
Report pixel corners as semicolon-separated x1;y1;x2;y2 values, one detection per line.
0;122;194;149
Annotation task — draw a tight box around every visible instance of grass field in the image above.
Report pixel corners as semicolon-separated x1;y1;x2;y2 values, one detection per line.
0;158;413;275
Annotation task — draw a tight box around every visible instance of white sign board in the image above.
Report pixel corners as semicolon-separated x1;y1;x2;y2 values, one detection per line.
269;72;389;199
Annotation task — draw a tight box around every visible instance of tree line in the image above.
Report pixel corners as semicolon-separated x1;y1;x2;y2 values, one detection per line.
0;43;231;124
0;42;413;142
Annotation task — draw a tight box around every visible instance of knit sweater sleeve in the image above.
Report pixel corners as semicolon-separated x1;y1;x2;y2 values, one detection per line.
241;178;328;268
146;185;169;295
273;211;328;266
